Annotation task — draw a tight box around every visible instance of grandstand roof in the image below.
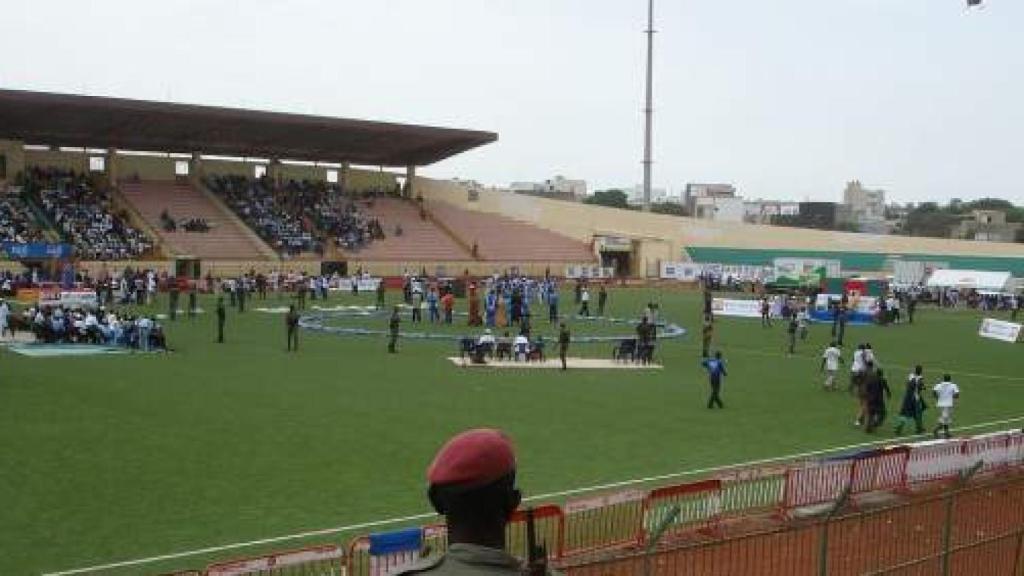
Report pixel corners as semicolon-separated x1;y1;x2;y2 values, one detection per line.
0;89;497;167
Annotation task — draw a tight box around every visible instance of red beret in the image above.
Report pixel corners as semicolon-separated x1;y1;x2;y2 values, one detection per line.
427;428;516;489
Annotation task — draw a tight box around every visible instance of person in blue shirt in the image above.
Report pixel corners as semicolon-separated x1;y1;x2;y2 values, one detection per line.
427;287;440;323
547;287;560;323
701;351;728;409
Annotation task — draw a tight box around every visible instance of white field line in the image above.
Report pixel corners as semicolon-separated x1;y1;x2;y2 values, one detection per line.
42;415;1024;576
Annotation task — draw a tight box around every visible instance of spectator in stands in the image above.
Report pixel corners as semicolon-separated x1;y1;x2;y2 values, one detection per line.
29;168;152;260
208;175;383;256
397;429;542;576
0;189;47;244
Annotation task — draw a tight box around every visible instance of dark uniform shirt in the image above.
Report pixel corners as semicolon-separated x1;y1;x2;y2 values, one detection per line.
395;544;535;576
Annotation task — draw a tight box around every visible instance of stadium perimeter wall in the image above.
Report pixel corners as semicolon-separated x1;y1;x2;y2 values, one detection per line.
414;177;1024;276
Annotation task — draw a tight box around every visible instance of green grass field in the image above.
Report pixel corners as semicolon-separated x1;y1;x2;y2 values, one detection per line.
2;287;1022;575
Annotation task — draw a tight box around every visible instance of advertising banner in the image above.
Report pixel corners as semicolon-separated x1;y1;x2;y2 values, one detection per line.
1;242;73;260
978;318;1022;343
711;298;762;318
38;289;99;309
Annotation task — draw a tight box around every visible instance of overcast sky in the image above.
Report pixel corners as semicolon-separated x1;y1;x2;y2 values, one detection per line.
1;0;1020;204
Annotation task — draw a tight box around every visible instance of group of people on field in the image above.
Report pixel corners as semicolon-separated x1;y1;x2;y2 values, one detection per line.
821;341;961;438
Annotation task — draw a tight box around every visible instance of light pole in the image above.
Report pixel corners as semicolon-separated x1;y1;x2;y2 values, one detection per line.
642;0;655;211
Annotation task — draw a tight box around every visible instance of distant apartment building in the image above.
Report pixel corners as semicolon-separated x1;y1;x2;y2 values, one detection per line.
843;180;887;233
510;175;587;200
954;210;1022;243
626;184;670;207
685;183;744;222
743;200;800;224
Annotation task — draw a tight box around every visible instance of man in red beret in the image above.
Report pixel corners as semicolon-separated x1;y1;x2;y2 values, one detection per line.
396;428;539;576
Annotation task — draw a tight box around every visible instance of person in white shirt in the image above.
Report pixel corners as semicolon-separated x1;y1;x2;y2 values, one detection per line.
578;288;591;317
850;344;865;390
513;333;530;361
932;374;960;439
820;342;843;391
0;299;9;339
477;329;496;348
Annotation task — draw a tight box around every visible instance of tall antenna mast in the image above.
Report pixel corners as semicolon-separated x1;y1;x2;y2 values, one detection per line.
642;0;655;211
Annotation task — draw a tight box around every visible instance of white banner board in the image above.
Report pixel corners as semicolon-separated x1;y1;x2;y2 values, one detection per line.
38;289;99;309
711;298;762;318
660;262;703;281
331;278;381;292
978;318;1022;343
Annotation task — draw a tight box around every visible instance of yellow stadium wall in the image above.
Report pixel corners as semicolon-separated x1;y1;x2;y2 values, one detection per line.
23;148;89;173
201;159;253;179
414;176;1024;272
117;155;177;181
0;140;25;184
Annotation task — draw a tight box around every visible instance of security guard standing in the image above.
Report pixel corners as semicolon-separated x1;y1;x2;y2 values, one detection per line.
168;278;180;321
188;283;198;320
388;306;401;353
701;314;714;358
286;305;300;352
394;428;552;576
216;297;226;343
557;322;570;370
376;279;386;310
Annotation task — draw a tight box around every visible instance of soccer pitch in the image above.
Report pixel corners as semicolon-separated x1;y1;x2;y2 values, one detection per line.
2;287;1022;575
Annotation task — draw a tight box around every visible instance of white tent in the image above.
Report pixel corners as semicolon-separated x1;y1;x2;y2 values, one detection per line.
925;269;1014;293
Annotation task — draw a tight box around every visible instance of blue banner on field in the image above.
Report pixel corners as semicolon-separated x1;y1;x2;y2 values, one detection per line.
1;242;73;259
368;527;422;556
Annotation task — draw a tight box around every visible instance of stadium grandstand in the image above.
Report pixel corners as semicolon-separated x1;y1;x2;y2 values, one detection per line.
0;89;607;277
3;88;1024;280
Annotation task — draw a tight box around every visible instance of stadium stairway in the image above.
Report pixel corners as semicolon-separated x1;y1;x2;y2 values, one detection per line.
340;196;473;262
119;180;278;260
426;200;596;262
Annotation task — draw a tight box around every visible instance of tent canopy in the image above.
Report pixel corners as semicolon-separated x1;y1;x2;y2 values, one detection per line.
925;269;1014;292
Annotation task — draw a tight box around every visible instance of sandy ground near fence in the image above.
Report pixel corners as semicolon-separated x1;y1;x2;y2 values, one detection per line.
447;357;663;370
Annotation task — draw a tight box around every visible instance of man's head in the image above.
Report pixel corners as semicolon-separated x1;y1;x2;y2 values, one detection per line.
427;429;520;547
714;351;722;360
289;305;295;313
943;374;951;382
915;365;923;375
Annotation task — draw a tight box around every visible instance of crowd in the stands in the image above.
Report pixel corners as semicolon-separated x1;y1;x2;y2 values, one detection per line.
0;188;47;243
207;175;384;255
27;168;153;260
207;175;319;255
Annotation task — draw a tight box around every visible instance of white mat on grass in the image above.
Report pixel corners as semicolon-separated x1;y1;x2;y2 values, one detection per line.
447;357;662;370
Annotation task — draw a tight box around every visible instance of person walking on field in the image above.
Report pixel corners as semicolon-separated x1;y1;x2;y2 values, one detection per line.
216;297;226;343
895;365;927;435
578;287;591;317
701;314;714;358
760;296;772;328
865;366;891;433
558;322;570;370
701;351;727;409
597;284;608;316
786;313;799;355
286;305;300;352
388;306;401;353
932;374;961;439
820;341;843;391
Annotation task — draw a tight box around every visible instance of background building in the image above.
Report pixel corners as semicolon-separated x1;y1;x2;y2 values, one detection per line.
685;183;744;222
627;184;669;206
743;200;800;224
510;175;587;200
955;210;1023;243
843;180;887;233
